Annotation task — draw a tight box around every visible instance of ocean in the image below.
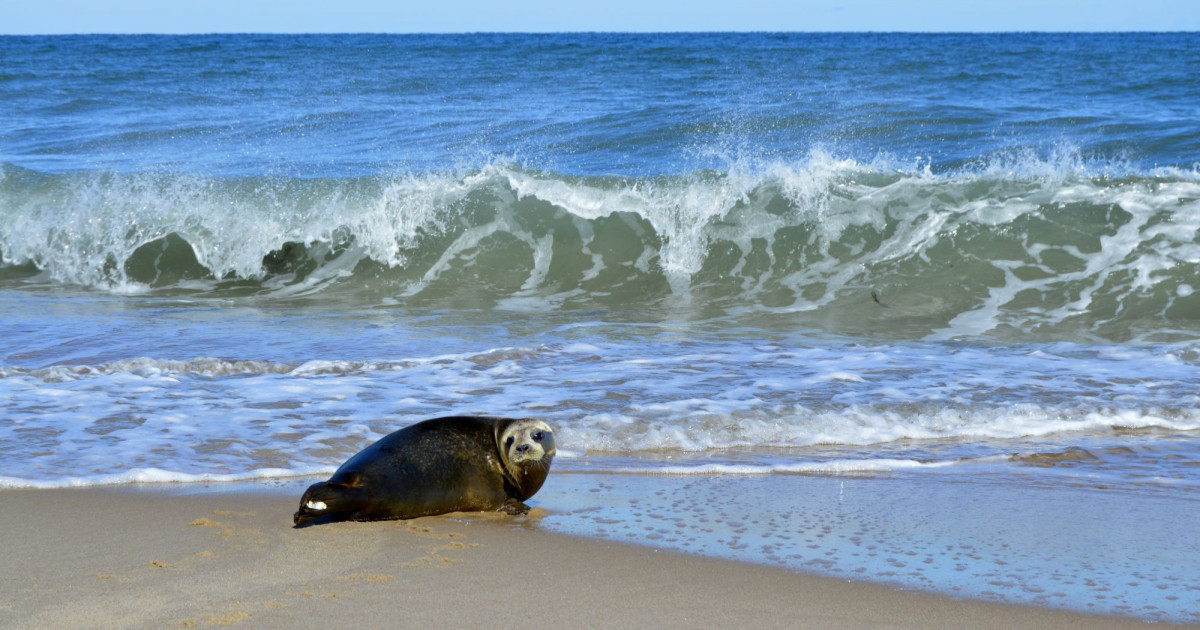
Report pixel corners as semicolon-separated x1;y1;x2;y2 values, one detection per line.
1;32;1198;621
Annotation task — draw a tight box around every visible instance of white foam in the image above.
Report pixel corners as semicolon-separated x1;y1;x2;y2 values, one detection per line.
615;458;959;476
0;466;334;490
3;341;1198;488
4;155;1200;343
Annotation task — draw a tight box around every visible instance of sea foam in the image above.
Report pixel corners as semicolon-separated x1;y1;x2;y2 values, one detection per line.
5;157;1199;343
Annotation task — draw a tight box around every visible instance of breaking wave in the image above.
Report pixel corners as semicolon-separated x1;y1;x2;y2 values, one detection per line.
3;153;1200;342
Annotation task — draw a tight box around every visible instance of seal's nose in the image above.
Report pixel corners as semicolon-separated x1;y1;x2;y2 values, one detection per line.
515;444;531;454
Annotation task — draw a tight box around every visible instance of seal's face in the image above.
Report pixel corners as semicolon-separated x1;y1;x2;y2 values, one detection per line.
495;418;555;501
498;419;556;468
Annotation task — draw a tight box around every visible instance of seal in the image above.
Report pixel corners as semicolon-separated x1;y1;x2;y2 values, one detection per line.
293;415;555;527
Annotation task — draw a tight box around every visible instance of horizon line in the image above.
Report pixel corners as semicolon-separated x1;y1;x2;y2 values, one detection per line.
3;29;1198;36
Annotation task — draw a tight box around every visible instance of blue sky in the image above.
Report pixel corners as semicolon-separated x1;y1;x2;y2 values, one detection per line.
5;0;1199;34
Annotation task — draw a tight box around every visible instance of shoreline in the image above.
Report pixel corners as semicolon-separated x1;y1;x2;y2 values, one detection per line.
1;483;1189;629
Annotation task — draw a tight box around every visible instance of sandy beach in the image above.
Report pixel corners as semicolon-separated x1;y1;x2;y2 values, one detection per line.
0;485;1182;630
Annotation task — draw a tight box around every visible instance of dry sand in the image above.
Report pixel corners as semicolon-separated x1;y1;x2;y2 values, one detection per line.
0;486;1183;629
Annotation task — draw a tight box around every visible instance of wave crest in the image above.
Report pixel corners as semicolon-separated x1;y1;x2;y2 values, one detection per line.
3;156;1200;341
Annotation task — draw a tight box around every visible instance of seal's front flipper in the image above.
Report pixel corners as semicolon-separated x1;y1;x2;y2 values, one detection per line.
293;481;369;527
499;498;531;515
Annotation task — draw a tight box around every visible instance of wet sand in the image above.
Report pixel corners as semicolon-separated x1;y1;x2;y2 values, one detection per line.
0;485;1180;629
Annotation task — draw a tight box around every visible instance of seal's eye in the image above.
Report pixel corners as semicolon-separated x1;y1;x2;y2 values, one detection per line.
532;431;544;441
506;436;515;447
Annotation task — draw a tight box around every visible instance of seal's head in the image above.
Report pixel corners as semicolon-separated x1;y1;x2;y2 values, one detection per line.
496;418;555;497
499;418;555;465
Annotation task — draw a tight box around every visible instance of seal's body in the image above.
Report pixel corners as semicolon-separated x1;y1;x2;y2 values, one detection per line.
293;416;555;526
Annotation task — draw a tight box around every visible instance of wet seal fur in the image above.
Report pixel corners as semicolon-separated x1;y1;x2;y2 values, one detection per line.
293;415;555;527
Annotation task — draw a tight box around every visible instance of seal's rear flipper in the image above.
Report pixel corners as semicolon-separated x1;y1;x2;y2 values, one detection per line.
293;481;368;527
